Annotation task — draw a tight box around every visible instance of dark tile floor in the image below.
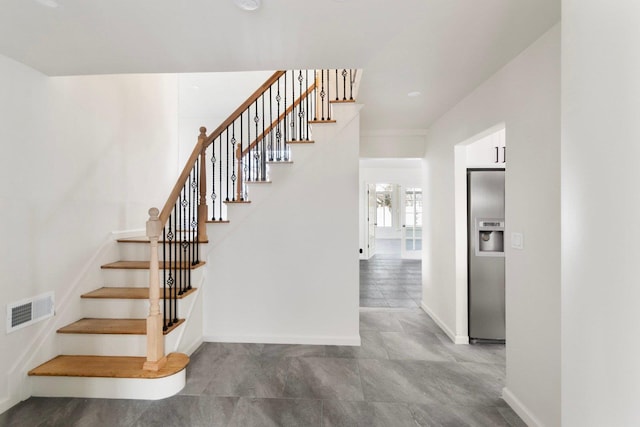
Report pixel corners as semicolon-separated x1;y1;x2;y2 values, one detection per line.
0;309;524;427
361;239;422;308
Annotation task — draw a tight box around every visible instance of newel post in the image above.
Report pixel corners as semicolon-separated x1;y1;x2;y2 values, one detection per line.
143;207;166;371
198;127;209;240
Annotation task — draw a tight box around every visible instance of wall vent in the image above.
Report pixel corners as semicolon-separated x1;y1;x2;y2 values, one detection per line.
6;292;54;333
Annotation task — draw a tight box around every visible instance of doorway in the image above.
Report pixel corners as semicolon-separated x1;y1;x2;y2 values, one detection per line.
359;159;424;308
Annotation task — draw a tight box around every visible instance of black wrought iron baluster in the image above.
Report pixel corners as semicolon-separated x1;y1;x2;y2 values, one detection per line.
168;206;177;327
194;156;199;264
335;69;339;101
269;86;273;161
326;69;331;120
211;137;217;221
185;173;192;293
189;165;195;266
231;122;237;201
174;203;179;322
305;69;310;140
181;184;188;296
320;70;325;120
276;78;281;161
261;93;266;181
247;107;252;182
226;127;230;203
291;70;296;141
298;70;303;141
162;226;168;331
342;69;347;100
283;72;287;158
349;69;354;100
254;99;259;182
239;114;244;200
243;111;249;199
313;69;318;121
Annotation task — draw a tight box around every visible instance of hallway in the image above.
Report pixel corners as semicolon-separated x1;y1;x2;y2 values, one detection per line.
0;309;523;427
360;239;422;308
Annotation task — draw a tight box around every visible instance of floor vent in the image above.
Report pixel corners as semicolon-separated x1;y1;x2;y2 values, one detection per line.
7;292;54;333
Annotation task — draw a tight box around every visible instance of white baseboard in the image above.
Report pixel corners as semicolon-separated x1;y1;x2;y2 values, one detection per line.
203;334;361;346
183;338;204;356
502;387;544;427
0;396;19;416
420;302;469;344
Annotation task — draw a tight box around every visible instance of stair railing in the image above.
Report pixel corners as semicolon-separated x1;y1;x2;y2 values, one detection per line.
143;69;358;370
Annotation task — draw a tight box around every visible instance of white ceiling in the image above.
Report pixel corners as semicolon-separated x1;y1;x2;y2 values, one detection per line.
0;0;560;131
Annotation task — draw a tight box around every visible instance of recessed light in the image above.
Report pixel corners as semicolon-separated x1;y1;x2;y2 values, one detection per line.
35;0;59;8
233;0;261;11
408;91;421;97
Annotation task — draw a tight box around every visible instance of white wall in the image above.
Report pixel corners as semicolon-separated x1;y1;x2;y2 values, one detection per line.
0;54;179;413
423;25;560;427
562;3;640;425
203;104;361;345
360;130;426;158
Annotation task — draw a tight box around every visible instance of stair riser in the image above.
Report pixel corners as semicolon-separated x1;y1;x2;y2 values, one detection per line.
101;268;204;288
31;372;185;400
118;243;206;262
58;323;184;357
82;295;194;319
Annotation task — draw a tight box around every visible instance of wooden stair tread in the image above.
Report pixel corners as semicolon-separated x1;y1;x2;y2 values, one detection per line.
101;260;206;270
207;220;230;224
117;236;208;244
224;200;251;204
81;287;197;300
266;160;293;164
57;318;184;335
309;120;336;124
330;99;356;104
245;180;272;184
28;352;189;379
286;140;314;144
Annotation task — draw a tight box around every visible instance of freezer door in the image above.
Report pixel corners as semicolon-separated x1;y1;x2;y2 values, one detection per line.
468;170;505;341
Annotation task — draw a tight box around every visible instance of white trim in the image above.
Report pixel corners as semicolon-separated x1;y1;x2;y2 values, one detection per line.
421;302;469;344
502;387;544;427
203;334;361;346
31;371;185;400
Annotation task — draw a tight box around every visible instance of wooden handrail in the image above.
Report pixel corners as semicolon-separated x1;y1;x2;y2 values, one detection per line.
158;129;207;226
203;71;286;147
241;82;316;157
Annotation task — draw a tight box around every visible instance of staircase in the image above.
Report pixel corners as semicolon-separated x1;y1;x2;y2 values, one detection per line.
27;69;360;400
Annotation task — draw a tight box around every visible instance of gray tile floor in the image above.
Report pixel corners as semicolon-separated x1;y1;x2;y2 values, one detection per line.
0;309;524;427
361;239;422;308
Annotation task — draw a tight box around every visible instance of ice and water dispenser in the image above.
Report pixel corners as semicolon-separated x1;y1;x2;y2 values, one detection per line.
475;219;505;257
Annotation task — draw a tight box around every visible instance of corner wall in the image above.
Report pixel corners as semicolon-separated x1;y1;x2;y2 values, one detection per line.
563;2;640;425
0;54;179;413
422;25;560;426
202;104;361;345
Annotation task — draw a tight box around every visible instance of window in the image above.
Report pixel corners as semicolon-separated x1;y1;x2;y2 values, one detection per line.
376;184;393;227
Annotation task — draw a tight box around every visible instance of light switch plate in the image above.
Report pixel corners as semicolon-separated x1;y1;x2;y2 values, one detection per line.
511;232;524;250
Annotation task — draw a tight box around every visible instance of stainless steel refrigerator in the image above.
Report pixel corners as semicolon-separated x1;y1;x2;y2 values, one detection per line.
468;169;505;342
